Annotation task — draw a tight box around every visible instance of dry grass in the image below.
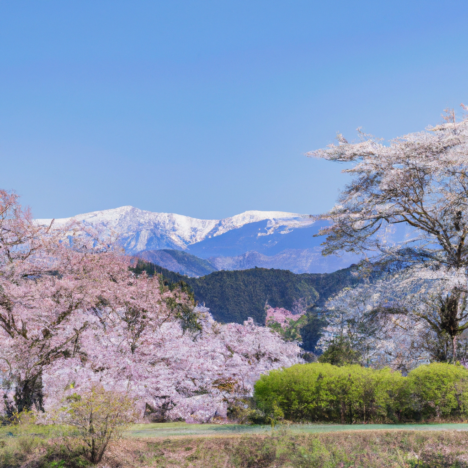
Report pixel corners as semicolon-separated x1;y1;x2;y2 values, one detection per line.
2;429;468;467
99;430;468;467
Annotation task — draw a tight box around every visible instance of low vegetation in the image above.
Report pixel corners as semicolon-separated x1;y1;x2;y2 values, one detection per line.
3;427;468;467
56;386;138;464
254;362;468;424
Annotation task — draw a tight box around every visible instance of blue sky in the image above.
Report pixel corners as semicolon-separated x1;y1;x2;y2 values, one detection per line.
1;1;468;219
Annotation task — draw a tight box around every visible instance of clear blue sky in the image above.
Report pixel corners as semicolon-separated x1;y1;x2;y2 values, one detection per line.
1;1;468;219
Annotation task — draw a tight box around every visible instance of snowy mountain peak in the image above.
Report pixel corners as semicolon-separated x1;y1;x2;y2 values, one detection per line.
36;207;309;253
224;210;301;224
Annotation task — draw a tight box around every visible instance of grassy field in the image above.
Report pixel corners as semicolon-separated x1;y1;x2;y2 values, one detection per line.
3;423;468;467
125;421;468;438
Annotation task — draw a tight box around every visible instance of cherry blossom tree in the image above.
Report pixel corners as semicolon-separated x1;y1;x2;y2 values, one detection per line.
265;305;307;343
265;306;305;329
318;263;468;370
0;190;302;422
318;274;430;372
0;190;189;414
308;106;468;360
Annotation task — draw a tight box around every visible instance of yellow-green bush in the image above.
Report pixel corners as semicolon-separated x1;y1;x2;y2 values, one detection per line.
254;362;468;423
407;362;468;420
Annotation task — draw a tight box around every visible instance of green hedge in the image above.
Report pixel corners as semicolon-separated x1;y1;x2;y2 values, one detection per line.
254;363;468;423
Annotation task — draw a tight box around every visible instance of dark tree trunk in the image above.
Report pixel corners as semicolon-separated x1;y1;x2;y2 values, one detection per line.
439;293;461;363
3;394;16;419
14;373;45;413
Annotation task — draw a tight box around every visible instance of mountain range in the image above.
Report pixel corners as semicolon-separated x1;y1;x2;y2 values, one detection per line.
37;206;363;275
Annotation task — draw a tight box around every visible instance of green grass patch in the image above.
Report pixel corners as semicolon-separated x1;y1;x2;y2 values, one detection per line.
123;421;468;439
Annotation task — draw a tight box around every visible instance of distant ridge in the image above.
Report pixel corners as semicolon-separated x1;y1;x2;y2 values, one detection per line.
137;249;217;277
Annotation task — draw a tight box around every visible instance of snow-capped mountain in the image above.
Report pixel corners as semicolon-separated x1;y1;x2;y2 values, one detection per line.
37;206;413;275
36;206;314;254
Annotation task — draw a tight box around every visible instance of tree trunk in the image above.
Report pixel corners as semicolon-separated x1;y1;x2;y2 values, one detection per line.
89;411;98;463
14;373;44;413
453;335;458;363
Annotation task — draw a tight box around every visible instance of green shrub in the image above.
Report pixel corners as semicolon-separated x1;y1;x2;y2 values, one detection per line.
254;362;468;423
255;363;405;423
407;362;468;420
57;386;138;464
227;398;264;424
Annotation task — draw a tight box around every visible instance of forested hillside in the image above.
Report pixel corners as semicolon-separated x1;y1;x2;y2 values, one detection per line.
132;261;360;324
132;261;361;352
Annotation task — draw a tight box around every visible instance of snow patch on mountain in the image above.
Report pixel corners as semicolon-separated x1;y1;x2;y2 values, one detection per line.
214;210;308;237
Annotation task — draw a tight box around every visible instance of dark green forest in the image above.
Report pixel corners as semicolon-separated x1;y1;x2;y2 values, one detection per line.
132;261;361;351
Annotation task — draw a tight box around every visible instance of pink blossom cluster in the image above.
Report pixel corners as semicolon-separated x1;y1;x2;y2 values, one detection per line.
265;306;305;329
39;309;301;423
